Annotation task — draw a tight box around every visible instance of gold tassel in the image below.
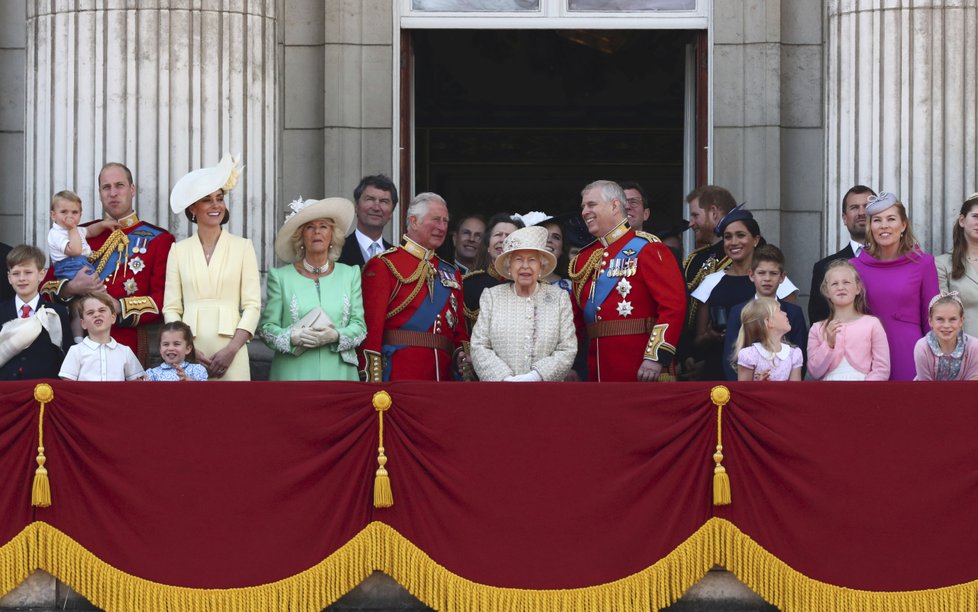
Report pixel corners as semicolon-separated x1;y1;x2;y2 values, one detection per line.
32;383;54;508
372;390;393;508
710;385;731;506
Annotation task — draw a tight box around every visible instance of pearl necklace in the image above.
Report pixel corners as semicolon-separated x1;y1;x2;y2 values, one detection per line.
302;258;330;275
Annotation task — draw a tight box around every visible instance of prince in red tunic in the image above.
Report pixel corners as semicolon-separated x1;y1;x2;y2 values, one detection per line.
359;193;469;382
42;163;174;365
570;181;686;382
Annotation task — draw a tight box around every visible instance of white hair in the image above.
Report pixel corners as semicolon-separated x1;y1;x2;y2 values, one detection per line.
581;180;626;217
406;192;447;223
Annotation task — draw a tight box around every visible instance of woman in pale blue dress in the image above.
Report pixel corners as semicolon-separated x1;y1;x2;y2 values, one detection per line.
258;197;366;381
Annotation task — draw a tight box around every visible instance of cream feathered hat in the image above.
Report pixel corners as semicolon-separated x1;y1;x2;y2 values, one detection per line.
169;154;243;220
493;225;558;280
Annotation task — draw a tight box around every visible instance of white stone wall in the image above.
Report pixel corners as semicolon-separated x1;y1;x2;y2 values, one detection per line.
712;0;825;305
0;1;26;246
280;0;395;245
826;0;978;256
24;0;278;268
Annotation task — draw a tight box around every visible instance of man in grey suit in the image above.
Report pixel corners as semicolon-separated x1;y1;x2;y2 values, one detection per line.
808;185;875;323
339;175;398;267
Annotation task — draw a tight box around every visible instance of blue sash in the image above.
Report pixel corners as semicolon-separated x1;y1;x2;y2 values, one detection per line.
94;224;165;282
382;259;454;380
582;236;648;324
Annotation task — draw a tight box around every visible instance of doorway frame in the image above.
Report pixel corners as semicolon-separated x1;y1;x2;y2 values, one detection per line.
391;3;713;237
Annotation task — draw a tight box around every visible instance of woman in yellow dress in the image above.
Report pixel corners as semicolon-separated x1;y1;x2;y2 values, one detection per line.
163;155;261;380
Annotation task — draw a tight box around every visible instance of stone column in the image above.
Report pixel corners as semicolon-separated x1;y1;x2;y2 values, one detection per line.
25;0;278;267
825;0;978;254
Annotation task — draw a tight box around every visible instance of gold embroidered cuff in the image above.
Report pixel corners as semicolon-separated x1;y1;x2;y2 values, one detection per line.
643;323;676;364
119;296;159;327
363;350;384;383
40;279;68;301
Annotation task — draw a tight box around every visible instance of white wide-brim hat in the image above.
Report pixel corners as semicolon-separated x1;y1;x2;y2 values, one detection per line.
169;154;243;215
274;196;356;263
493;225;558;280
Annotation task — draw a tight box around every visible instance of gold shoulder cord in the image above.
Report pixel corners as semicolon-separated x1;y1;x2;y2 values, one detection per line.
568;249;604;307
380;256;436;320
89;230;129;277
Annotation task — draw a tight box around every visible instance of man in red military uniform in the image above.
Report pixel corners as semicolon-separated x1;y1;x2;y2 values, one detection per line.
359;192;470;382
43;163;174;365
569;180;687;382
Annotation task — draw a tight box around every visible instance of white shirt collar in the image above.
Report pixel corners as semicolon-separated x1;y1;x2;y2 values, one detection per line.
753;342;791;361
355;229;384;257
15;294;40;313
849;239;864;257
82;336;118;350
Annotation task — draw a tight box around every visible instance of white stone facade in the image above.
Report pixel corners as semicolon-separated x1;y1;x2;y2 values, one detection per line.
0;0;975;300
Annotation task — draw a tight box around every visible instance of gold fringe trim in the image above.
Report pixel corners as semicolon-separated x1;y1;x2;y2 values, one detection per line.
0;525;35;599
716;518;978;612
3;520;978;611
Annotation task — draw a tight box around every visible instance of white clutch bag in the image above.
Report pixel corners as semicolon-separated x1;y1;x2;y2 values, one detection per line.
292;306;334;356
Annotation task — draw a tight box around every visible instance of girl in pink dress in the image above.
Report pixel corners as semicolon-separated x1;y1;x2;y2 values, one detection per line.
807;260;890;380
732;297;803;381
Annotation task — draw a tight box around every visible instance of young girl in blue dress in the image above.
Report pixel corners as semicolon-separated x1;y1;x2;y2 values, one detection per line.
144;321;208;381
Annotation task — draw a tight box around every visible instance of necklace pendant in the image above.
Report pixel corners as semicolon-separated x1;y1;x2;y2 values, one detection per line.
302;258;330;275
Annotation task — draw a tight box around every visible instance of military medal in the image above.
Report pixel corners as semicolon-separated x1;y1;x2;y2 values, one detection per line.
439;269;460;289
123;278;138;296
616;278;632;297
446;309;456;330
617;300;634;317
127;257;145;275
450;293;458;313
131;237;148;255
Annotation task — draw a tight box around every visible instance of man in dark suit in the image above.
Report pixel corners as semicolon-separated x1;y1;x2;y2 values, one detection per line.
0;242;13;302
338;175;398;267
1;245;72;380
808;185;875;323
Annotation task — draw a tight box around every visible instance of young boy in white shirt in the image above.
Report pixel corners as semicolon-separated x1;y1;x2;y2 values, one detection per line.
59;292;144;381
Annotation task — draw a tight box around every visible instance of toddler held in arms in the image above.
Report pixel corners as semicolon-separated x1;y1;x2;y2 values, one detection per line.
47;191;118;342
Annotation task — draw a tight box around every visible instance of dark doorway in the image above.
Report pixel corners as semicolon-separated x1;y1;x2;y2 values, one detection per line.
411;28;696;232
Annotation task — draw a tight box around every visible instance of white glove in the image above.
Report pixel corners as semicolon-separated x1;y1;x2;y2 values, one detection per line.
503;370;543;382
302;326;340;348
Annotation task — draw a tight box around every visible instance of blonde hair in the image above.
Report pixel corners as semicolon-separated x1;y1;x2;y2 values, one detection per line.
51;190;82;212
730;297;782;367
865;200;922;258
820;259;868;325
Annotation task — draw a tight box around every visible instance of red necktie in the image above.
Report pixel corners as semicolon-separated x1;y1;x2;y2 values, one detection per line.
20;304;32;318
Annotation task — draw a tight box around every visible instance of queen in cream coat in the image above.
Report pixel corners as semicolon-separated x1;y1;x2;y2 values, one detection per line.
470;226;576;382
163;155;262;381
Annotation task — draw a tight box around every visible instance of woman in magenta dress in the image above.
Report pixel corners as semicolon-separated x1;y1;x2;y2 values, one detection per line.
851;192;938;380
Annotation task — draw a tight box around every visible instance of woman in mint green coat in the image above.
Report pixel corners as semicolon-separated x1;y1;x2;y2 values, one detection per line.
258;197;366;380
